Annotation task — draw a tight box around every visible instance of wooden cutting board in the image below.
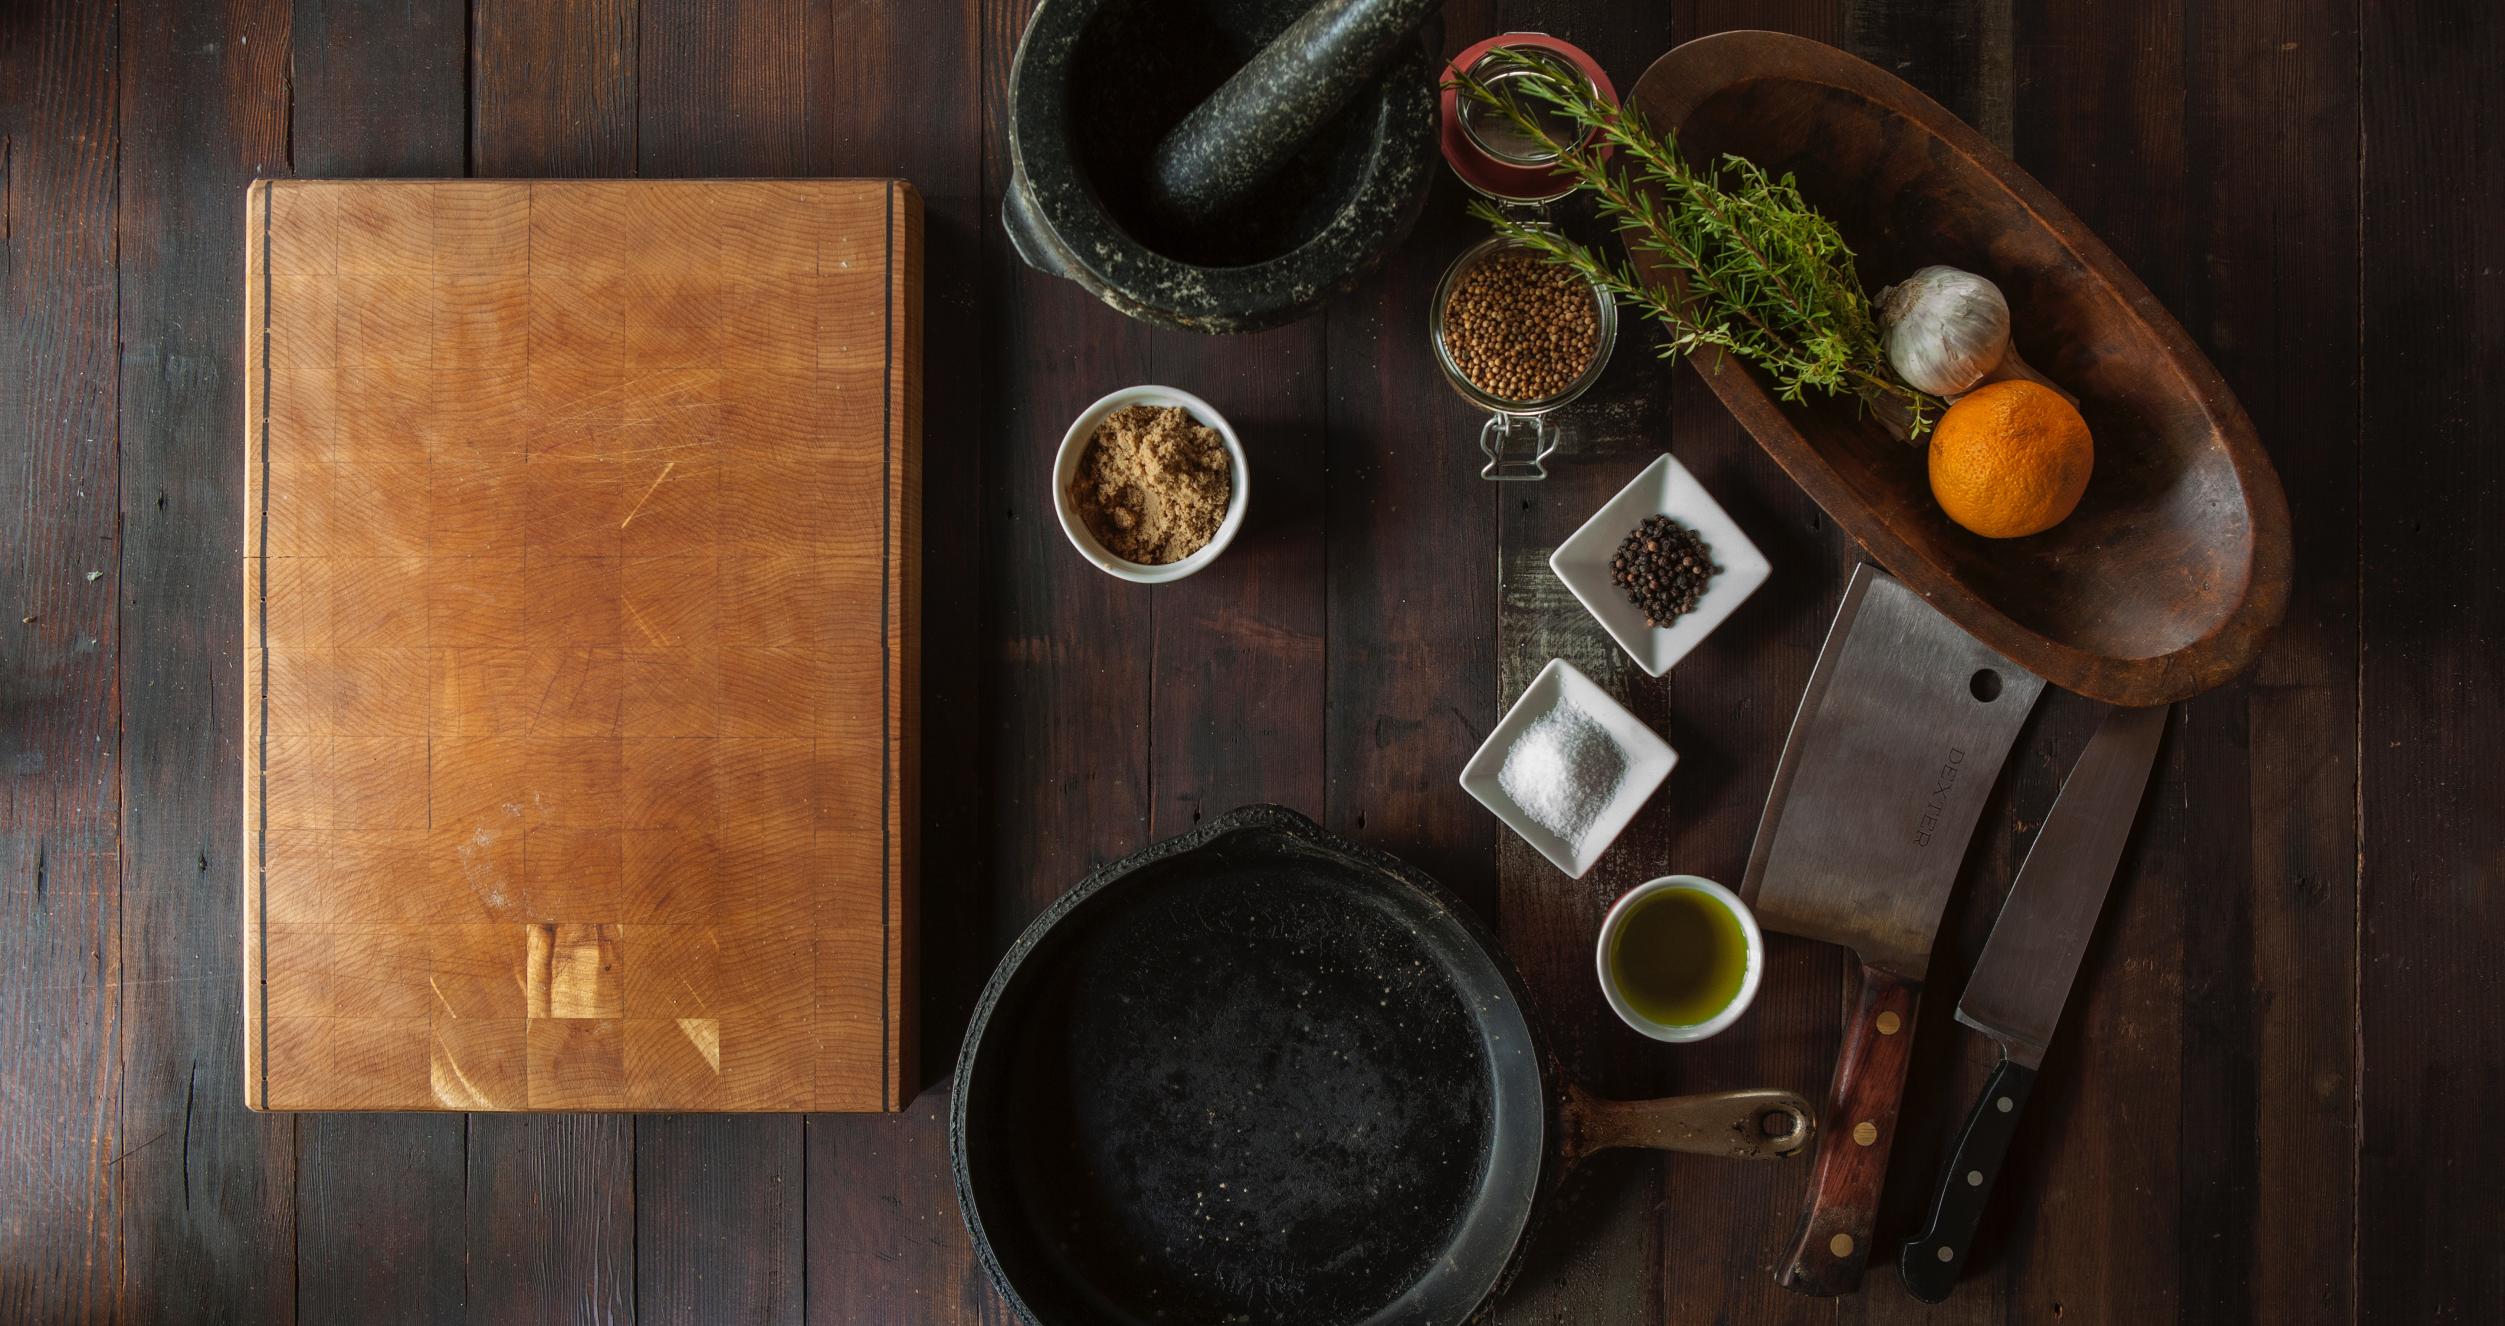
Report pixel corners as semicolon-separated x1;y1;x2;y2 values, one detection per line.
241;179;920;1111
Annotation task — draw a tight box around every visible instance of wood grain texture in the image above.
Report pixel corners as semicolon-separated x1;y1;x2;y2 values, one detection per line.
275;17;478;1325
636;1115;805;1324
471;0;638;177
1481;342;1683;1320
0;0;2481;1320
1629;31;2293;708
464;1114;634;1325
1145;321;1328;840
294;0;468;176
1472;10;1694;1324
2360;1;2502;1321
242;179;918;1112
0;2;122;1320
1775;965;1919;1293
638;0;813;178
1651;14;1870;1325
1320;36;1501;910
113;0;303;1320
456;24;644;1307
799;1;987;1321
2169;6;2360;1318
296;1114;468;1324
619;13;828;1324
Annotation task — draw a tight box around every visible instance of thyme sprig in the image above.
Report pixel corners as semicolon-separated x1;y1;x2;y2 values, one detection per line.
1450;51;1943;436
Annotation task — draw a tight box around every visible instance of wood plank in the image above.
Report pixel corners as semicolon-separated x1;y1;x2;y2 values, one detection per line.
472;0;639;178
1474;6;1689;1322
2359;1;2503;1321
971;41;1158;948
1320;28;1502;909
1955;5;2194;1320
277;8;472;1322
1145;319;1329;836
464;8;641;1318
296;1116;468;1323
1844;0;2014;149
465;1115;635;1324
294;0;468;175
1645;6;1868;1323
1480;253;1686;1323
628;8;812;1323
1825;11;2038;1326
0;2;122;1320
796;1;989;1319
1854;3;2169;1319
2165;6;2359;1323
1868;3;2358;1321
0;1;2431;1321
940;2;1198;1319
113;0;299;1316
463;7;646;1313
638;0;813;178
806;1097;979;1324
636;1116;805;1324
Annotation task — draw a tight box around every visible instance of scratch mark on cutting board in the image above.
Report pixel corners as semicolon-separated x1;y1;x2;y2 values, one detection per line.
432;1041;493;1109
620;460;676;528
623;596;664;647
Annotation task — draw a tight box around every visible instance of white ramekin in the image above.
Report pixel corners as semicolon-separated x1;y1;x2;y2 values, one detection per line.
1052;386;1249;584
1594;875;1766;1043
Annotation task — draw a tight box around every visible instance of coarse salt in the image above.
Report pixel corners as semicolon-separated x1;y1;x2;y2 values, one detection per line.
1496;696;1628;848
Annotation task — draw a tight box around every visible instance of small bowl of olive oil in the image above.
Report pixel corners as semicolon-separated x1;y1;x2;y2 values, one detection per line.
1595;875;1764;1043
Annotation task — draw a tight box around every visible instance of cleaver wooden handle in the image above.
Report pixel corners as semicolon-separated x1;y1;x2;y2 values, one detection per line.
1776;961;1921;1295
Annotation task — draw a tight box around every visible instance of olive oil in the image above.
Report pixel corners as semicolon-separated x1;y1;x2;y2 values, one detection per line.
1608;886;1750;1026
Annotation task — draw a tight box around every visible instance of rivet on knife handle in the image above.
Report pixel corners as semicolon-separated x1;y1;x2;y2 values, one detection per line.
1897;1056;2037;1301
1775;962;1921;1295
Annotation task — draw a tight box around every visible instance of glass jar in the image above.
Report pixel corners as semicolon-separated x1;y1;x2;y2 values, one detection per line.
1430;234;1619;481
1453;46;1604;200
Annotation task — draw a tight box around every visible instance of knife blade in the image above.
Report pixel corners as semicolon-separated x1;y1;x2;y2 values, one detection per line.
1744;565;2046;1295
1896;702;2169;1302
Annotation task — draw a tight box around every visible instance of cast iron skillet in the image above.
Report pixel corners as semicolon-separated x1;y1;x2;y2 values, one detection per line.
952;805;1814;1326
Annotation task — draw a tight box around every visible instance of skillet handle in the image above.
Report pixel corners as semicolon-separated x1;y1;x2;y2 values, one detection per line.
1561;1086;1815;1162
1774;961;1921;1296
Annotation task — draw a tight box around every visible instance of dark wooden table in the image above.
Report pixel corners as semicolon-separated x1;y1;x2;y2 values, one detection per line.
2;0;2493;1321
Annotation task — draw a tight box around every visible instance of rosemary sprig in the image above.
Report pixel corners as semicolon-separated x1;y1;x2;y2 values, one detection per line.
1449;51;1943;436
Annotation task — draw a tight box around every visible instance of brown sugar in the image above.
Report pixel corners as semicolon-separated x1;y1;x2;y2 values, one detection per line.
1068;405;1234;565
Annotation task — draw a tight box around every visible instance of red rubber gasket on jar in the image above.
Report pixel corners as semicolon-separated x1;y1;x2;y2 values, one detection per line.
1439;32;1620;204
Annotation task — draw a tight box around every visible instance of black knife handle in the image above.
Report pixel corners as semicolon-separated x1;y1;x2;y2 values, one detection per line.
1896;1056;2038;1302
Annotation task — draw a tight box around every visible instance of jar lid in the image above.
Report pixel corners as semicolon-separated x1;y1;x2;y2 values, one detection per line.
1439;33;1618;205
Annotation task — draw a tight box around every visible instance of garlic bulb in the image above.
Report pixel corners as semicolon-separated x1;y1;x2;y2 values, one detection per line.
1876;265;2012;396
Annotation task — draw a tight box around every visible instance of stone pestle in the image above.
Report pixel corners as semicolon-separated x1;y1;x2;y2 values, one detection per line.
1147;0;1442;228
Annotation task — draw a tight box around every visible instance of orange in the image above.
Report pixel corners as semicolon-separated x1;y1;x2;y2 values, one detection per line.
1926;380;2093;538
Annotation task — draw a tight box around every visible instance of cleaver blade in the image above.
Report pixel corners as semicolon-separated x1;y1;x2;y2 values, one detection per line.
1743;564;2045;1295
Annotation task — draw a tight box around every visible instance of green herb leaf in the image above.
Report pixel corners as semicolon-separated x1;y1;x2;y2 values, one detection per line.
1448;51;1945;437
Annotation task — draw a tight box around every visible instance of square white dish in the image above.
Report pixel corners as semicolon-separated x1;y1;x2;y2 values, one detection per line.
1550;453;1771;677
1459;658;1677;878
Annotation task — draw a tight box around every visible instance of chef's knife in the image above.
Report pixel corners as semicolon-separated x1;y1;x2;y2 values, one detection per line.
1895;701;2169;1302
1743;565;2046;1296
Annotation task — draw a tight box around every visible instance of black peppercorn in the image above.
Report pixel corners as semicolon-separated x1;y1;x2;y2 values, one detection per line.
1609;514;1718;626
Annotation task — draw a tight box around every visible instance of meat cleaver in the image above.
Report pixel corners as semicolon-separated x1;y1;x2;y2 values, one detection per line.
1742;564;2045;1295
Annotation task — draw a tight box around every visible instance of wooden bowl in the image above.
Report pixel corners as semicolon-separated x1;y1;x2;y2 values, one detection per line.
1629;31;2290;705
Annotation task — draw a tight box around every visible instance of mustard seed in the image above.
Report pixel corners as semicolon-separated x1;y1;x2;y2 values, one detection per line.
1441;251;1600;404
